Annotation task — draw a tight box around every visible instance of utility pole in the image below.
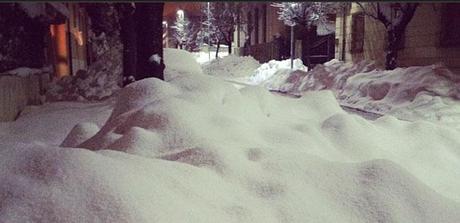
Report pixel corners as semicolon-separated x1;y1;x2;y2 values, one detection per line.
290;25;294;69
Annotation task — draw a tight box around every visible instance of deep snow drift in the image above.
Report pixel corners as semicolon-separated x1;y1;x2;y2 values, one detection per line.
202;55;260;79
205;56;460;128
1;50;460;222
269;59;460;127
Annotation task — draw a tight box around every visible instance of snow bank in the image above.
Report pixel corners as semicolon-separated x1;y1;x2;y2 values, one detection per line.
164;48;204;81
202;55;260;78
339;64;460;111
260;59;460;126
22;75;457;222
250;58;307;85
192;51;229;64
2;70;460;222
0;100;113;145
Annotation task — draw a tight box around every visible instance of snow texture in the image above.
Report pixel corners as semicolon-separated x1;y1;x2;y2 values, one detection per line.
258;59;460;128
149;54;162;65
164;48;204;81
202;55;260;78
1;50;460;222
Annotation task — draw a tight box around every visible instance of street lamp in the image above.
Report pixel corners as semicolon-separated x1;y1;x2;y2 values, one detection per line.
177;9;184;20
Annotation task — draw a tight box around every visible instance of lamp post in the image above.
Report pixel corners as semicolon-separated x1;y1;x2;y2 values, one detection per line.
290;25;294;69
177;9;184;20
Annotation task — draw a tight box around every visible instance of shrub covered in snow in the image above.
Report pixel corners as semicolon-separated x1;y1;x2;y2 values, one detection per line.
202;55;260;78
45;70;121;102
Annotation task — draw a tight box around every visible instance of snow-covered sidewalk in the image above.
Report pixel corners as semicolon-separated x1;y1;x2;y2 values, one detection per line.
1;49;459;223
203;55;460;129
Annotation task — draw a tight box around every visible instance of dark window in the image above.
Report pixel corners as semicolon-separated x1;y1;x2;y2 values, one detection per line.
440;3;460;47
350;12;364;53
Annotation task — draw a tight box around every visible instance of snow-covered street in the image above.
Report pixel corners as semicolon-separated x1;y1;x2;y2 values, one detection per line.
1;49;460;222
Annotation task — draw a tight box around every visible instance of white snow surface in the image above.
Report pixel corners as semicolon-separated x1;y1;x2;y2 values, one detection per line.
0;100;114;145
1;51;460;222
235;58;460;128
202;55;260;78
193;51;229;65
149;54;162;65
164;48;204;81
249;58;307;85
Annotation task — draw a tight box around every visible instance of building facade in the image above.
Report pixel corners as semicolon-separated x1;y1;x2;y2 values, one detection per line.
233;3;336;67
0;3;91;121
336;3;460;73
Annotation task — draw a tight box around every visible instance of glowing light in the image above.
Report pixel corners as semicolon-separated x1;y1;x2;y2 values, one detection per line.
177;10;184;19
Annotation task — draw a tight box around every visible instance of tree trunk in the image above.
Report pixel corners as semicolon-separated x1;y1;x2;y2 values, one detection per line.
290;25;294;69
215;41;220;59
302;38;311;71
341;9;347;61
134;3;165;81
228;40;232;54
117;4;137;86
385;26;405;70
385;29;397;70
365;3;419;70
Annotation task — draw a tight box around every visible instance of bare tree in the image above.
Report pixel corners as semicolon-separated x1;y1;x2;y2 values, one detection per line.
357;2;419;70
272;2;341;68
210;2;246;55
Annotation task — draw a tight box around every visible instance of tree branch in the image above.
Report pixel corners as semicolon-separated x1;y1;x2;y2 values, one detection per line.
356;2;379;20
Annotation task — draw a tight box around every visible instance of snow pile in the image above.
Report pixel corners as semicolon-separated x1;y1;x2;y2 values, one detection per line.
250;58;307;85
164;48;204;81
0;100;113;145
192;50;229;64
258;59;460;126
339;64;460;111
202;55;260;78
3;72;460;222
297;59;376;92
